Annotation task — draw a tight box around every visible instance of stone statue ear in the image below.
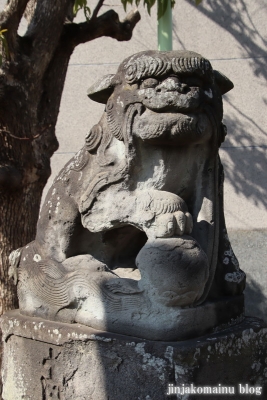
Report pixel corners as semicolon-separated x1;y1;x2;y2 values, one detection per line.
87;74;115;104
214;70;234;95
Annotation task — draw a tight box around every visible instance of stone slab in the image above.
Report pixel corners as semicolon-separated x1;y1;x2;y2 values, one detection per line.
1;311;267;400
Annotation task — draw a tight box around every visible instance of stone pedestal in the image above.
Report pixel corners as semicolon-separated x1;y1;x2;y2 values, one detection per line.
1;310;267;400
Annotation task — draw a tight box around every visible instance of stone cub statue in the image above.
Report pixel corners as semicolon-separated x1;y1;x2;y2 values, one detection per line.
9;51;246;340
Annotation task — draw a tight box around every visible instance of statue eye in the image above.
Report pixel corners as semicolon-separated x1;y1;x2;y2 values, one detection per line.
140;78;159;89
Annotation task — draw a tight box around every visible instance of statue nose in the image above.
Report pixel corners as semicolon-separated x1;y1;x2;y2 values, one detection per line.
156;81;189;94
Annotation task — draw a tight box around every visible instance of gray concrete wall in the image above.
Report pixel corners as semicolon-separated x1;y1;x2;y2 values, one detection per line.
1;0;266;321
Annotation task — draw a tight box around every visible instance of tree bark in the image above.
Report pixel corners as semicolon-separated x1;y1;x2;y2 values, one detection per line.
0;186;43;313
0;0;140;308
0;2;140;395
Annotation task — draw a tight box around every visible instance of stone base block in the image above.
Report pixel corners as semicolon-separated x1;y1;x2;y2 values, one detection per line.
1;311;267;400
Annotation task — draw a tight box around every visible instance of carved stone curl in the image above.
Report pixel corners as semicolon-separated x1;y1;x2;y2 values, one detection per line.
9;51;246;340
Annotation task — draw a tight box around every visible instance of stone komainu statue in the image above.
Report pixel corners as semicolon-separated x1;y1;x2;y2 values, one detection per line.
9;51;246;340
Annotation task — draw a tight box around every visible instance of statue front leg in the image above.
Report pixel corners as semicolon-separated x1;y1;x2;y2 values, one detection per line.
82;187;193;237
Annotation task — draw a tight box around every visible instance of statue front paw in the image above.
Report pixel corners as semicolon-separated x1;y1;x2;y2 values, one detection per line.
133;190;193;238
153;211;193;238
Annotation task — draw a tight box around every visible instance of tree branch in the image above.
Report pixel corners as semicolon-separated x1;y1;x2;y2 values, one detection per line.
91;0;105;20
25;0;70;78
24;0;37;24
0;0;29;31
65;8;141;47
0;0;29;58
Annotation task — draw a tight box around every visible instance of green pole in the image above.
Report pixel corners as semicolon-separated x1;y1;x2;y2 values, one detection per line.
157;0;173;51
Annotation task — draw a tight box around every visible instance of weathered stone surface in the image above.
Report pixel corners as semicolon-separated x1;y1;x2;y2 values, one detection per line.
37;0;267;329
1;311;267;400
9;50;245;340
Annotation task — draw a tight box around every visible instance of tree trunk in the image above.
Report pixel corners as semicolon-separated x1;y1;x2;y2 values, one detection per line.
0;183;46;313
0;1;140;396
0;150;50;397
0;117;53;390
0;0;140;311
